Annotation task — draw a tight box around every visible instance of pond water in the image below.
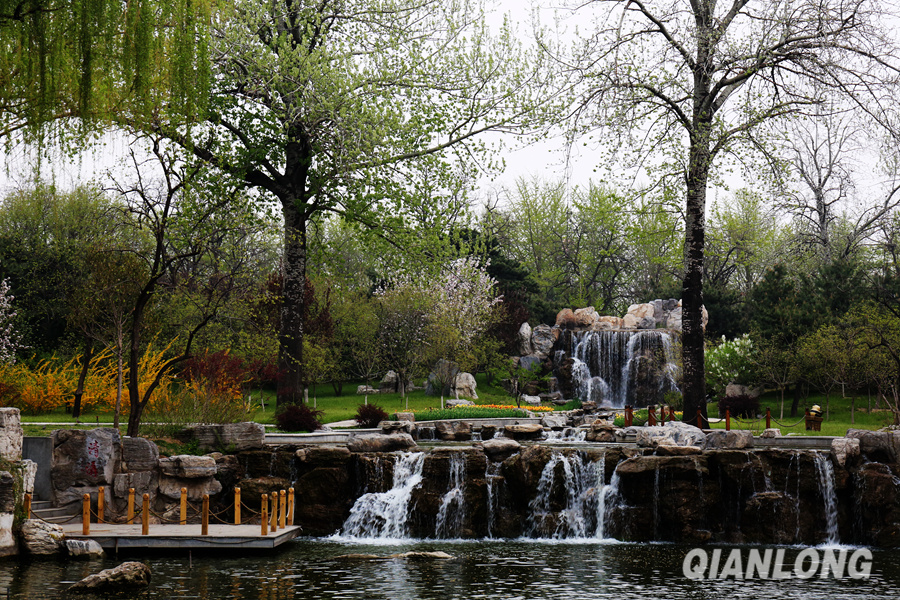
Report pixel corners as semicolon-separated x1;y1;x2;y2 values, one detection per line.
1;539;899;599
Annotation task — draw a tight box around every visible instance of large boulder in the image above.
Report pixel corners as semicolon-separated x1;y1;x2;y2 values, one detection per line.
158;455;217;479
158;474;223;502
622;314;640;329
704;430;753;450
122;437;160;472
113;471;157;500
68;561;152;594
502;424;544;441
434;421;472;441
481;438;521;462
540;415;567;430
518;322;534;355
347;433;417;453
831;437;861;468
66;539;105;559
531;325;556;358
51;428;122;506
594;316;624;330
627;303;655;320
379;370;413;394
453;372;478;400
20;519;64;555
555;308;577;329
0;408;23;461
176;422;265;452
574;307;600;327
380;421;416;436
845;429;900;463
425;359;460;396
636;422;706;448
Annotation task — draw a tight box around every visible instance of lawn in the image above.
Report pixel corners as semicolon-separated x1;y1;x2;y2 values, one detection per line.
13;376;897;438
705;391;896;436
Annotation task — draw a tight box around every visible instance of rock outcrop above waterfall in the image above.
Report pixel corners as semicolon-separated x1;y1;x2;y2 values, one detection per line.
347;433;417;453
550;299;705;333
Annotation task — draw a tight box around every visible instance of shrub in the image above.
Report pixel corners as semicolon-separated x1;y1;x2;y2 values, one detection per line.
355;403;389;428
275;404;324;432
718;394;759;419
664;391;684;410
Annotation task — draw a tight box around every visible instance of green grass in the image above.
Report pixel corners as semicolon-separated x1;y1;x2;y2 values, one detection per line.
706;392;896;436
411;407;531;421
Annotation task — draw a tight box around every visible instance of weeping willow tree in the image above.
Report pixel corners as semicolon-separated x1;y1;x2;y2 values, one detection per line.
0;0;211;140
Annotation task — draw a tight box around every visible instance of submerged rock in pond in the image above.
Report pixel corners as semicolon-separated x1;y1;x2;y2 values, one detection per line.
68;561;151;594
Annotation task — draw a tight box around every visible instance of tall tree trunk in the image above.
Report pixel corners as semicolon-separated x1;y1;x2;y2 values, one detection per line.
114;319;124;430
277;198;308;406
681;125;711;428
72;338;94;420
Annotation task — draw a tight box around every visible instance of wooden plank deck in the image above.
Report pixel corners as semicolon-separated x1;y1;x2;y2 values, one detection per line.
61;523;303;550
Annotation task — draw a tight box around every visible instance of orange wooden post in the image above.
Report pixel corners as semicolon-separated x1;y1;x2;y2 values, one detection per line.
234;487;241;525
202;494;209;536
279;490;286;529
766;407;771;429
23;493;31;517
669;406;677;421
624;406;633;427
142;493;150;535
127;488;135;524
180;487;188;525
659;406;666;424
270;493;278;533
725;409;731;431
287;488;294;526
648;406;657;426
261;494;269;536
97;486;105;524
82;493;90;535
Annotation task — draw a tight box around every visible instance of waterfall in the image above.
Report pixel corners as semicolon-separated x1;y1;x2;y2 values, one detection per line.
814;452;840;545
544;428;588;443
341;452;425;539
567;330;679;407
485;461;502;538
525;451;612;539
435;452;466;538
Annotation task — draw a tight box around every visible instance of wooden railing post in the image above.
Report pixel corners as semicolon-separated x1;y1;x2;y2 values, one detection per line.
127;488;135;525
648;406;657;426
270;493;278;533
142;493;150;535
23;493;31;518
234;487;241;525
725;409;731;431
180;487;188;525
624;406;633;427
261;494;269;536
97;486;105;524
766;407;771;429
287;488;294;526
202;494;209;536
279;490;286;530
82;493;90;535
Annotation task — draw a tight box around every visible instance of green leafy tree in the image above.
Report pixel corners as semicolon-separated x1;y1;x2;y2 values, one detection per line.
153;0;545;406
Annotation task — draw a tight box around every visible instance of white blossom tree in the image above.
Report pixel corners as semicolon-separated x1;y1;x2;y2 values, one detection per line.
0;278;22;364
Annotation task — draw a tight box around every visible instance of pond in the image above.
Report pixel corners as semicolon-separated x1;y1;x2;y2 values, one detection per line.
1;539;899;599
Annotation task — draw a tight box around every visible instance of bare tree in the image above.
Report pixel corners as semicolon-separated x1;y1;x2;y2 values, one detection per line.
556;0;900;425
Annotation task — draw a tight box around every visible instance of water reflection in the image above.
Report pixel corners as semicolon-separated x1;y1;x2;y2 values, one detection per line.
0;540;898;599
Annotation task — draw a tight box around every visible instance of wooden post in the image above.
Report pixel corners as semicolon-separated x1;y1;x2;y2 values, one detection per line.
142;493;150;535
127;488;135;525
725;409;731;431
696;409;703;428
97;486;105;524
270;493;278;533
82;493;90;535
234;487;241;525
202;494;209;536
648;406;657;426
624;406;633;427
180;487;188;525
669;406;677;422
261;494;269;536
287;488;294;526
766;407;771;429
23;493;31;517
279;490;286;529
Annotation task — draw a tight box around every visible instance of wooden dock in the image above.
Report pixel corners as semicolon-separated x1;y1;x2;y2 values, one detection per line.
61;523;303;550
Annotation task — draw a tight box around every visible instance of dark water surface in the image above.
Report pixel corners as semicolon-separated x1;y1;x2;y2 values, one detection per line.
1;539;899;599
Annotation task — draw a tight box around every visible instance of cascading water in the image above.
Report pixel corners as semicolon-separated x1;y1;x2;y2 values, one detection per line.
814;452;840;544
341;452;425;539
567;330;679;407
485;461;502;538
435;452;466;538
525;450;614;539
